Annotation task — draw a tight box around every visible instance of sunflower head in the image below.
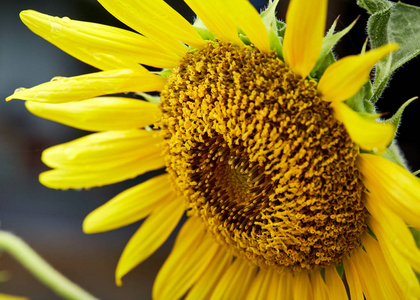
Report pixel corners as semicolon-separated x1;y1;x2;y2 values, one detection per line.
7;0;420;299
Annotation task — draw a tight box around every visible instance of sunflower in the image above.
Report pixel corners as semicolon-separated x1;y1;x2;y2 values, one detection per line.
7;0;420;298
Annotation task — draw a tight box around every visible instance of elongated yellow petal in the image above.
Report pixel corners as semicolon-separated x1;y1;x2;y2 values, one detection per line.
277;271;293;299
357;153;420;228
185;249;232;300
153;217;206;299
217;0;270;52
325;266;348;300
318;43;399;102
350;248;387;300
183;0;243;45
115;198;184;286
42;130;162;170
40;151;165;189
20;10;179;70
210;257;257;300
331;102;394;153
342;256;364;300
360;233;403;299
83;174;174;233
25;97;161;132
292;272;313;300
362;233;420;298
366;197;420;273
97;0;201;54
283;0;327;78
245;268;273;300
311;270;330;300
7;69;166;103
266;271;281;299
153;234;220;300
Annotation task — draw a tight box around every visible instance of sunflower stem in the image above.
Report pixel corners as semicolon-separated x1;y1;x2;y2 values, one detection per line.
0;231;98;300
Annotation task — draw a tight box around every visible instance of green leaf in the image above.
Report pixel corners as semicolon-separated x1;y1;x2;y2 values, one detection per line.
311;17;358;79
358;0;420;103
385;96;417;130
136;92;160;105
269;27;283;59
260;0;280;30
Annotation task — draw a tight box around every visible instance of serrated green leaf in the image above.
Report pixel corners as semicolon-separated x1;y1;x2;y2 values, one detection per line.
260;0;280;30
385;96;417;129
311;18;358;78
358;0;420;103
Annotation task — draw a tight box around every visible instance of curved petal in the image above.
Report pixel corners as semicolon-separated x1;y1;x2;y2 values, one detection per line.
357;153;420;228
292;272;313;300
311;270;330;299
283;0;327;78
153;217;206;299
183;0;243;45
318;43;399;102
277;271;293;299
210;257;257;300
366;197;420;273
245;268;273;300
342;256;364;300
40;151;165;189
362;233;420;298
25;97;161;132
325;266;348;300
185;248;232;300
97;0;201;54
20;10;180;70
153;234;221;300
83;174;174;233
350;248;387;299
7;69;166;103
331;102;394;153
42;130;162;170
115;197;185;286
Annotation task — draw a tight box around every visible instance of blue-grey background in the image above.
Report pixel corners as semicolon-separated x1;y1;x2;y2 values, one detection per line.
1;0;419;299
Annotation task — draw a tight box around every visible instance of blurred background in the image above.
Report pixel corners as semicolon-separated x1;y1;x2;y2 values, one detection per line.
1;0;419;299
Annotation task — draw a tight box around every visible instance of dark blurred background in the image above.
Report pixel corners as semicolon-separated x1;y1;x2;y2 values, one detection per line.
1;0;419;299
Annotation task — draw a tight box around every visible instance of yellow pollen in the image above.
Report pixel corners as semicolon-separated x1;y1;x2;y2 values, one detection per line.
160;42;366;271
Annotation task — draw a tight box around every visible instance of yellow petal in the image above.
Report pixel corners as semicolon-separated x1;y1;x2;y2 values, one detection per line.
357;153;420;228
359;233;403;300
277;271;293;299
311;270;330;300
283;0;327;78
185;249;232;300
324;266;348;300
42;130;162;170
245;268;273;300
153;234;220;300
210;257;257;300
153;217;206;299
25;97;161;132
292;272;313;300
97;0;201;54
83;174;174;233
218;0;270;52
7;69;166;103
366;198;420;273
266;271;281;299
331;102;394;153
20;10;179;70
115;197;184;286
350;248;386;300
40;154;164;189
362;233;420;298
318;43;399;102
183;0;243;45
342;256;364;300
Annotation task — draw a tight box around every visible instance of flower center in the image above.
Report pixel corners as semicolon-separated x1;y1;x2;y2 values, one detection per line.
160;42;366;271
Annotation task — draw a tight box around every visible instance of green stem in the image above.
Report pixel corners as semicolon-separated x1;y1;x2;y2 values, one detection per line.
0;231;98;300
